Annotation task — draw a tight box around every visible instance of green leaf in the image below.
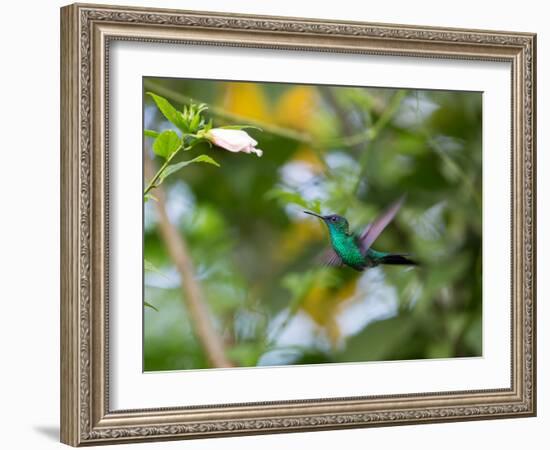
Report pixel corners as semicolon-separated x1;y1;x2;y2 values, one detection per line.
265;188;321;213
158;155;220;183
336;316;415;362
147;92;188;131
189;112;201;133
144;129;159;139
152;130;182;159
227;343;264;367
144;301;159;312
196;103;208;115
282;269;339;304
144;259;159;272
144;259;169;280
143;193;158;203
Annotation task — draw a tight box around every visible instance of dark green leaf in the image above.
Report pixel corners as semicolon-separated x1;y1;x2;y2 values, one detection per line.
158;154;220;183
147;92;188;131
153;130;182;159
336;316;415;362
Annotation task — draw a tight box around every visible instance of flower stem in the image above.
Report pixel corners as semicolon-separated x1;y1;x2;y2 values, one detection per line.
143;144;184;197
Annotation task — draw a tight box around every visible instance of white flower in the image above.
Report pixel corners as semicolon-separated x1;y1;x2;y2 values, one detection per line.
205;129;263;157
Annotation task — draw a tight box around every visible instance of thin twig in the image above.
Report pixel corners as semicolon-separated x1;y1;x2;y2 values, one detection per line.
145;79;335;175
144;79;313;144
144;79;395;152
144;157;233;368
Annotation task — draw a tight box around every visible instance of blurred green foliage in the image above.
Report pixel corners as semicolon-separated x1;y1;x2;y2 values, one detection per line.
143;77;482;371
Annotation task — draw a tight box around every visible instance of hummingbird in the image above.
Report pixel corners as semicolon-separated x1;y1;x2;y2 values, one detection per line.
304;197;417;271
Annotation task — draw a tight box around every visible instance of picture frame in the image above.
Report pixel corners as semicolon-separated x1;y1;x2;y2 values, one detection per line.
60;2;536;446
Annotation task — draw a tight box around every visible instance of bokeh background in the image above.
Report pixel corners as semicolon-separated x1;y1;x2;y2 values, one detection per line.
143;77;482;371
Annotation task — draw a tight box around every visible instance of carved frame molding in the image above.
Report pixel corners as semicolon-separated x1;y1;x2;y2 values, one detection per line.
60;3;536;446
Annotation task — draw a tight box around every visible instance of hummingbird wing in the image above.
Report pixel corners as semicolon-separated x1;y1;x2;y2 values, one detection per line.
358;196;405;254
318;247;343;267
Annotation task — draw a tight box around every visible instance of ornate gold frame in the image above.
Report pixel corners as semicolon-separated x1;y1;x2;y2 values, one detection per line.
60;3;536;446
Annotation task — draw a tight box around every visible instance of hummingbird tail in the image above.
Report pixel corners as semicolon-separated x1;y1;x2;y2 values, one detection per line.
380;254;418;266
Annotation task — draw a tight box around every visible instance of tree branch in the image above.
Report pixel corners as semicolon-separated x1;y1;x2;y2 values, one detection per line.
144;79;313;145
144;157;233;368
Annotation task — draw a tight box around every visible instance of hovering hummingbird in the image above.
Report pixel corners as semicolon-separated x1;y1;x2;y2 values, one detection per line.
304;197;417;271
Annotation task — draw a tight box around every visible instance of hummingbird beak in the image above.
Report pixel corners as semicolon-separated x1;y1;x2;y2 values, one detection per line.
303;210;325;220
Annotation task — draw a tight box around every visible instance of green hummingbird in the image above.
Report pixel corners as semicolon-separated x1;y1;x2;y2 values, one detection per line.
304;197;417;271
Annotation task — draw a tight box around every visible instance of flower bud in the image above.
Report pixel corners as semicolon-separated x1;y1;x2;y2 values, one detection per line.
205;129;263;157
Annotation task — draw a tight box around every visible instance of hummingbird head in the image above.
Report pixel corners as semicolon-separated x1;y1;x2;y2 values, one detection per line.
303;211;349;233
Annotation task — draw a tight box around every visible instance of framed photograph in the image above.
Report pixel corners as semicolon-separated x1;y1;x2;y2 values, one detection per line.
60;3;536;446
